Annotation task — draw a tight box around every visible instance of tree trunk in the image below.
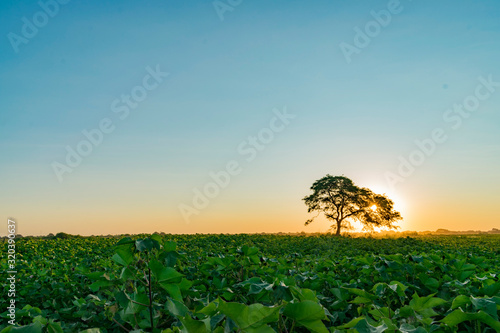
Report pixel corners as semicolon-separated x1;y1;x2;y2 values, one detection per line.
335;220;341;236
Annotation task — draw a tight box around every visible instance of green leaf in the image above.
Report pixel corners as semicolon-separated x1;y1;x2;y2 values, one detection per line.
451;295;470;310
248;281;274;295
459;270;474;281
85;271;107;280
441;308;473;326
399;323;428;333
197;302;218;316
89;280;113;292
7;322;43;333
32;316;48;325
338;317;365;329
124;293;149;315
368;307;392;320
441;309;500;331
150;233;163;245
164;251;180;268
150;260;183;284
471;297;498;320
136;238;155;252
389;281;408;297
179;315;210;333
480;282;500;297
164;240;177;252
354;318;388;333
398;305;415;318
373;283;388;297
424;278;440;290
120;266;135;280
283;300;326;321
352;296;374;304
283;301;328;333
166;298;189;317
409;293;447;314
344;288;377;301
299;320;329;333
380;318;398;331
46;322;63;333
116;237;135;245
218;301;281;331
247;326;276;333
241;245;259;256
115;291;130;308
179;278;194;291
290;287;319;302
112;246;134;266
161;283;183;302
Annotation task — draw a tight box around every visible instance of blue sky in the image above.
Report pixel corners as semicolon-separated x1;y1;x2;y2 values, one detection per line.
1;0;499;235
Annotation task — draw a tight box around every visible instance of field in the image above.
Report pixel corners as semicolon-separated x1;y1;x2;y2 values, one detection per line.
1;234;500;332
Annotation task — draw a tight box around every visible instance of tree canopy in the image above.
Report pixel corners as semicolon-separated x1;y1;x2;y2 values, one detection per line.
303;175;402;235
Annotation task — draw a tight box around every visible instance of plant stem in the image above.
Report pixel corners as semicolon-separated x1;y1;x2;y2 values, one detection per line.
112;318;131;332
148;267;154;332
280;316;288;333
130;299;150;307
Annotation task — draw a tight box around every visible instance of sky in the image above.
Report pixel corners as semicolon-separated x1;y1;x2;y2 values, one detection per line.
1;0;499;236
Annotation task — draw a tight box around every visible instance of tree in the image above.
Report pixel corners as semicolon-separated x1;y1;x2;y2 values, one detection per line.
303;175;402;236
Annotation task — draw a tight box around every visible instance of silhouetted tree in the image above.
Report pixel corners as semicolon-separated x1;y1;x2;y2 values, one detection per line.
303;175;402;236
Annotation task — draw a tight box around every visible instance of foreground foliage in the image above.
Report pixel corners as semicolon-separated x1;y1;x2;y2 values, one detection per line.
1;234;499;332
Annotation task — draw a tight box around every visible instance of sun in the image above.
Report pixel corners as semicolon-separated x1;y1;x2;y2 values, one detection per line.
347;181;408;233
362;182;407;221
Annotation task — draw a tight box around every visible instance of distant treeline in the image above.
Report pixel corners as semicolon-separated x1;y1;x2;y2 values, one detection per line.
2;228;499;240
